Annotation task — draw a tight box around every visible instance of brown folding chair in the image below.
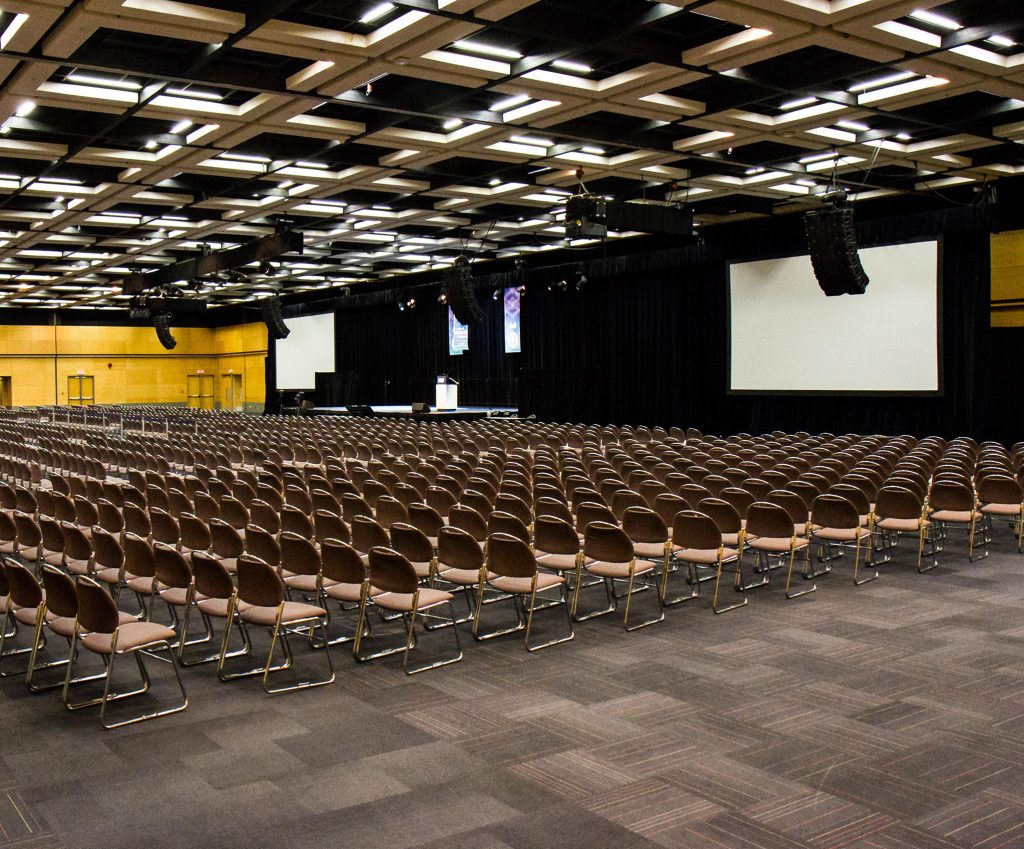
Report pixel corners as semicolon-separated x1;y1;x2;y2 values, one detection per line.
809;494;877;585
575;522;663;630
218;554;333;694
474;534;572;650
872;485;934;572
354;547;461;674
671;511;744;613
745;502;813;600
63;576;187;729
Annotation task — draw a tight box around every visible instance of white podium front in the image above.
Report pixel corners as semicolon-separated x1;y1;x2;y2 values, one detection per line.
435;375;459;411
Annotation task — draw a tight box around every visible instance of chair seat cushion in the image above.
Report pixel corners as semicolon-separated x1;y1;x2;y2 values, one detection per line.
125;574;157;594
197;597;249;618
372;587;453;612
0;541;16;555
813;526;870;542
437;566;490;585
95;567;122;585
750;536;806;553
875;517;922;532
632;542;668;558
931;510;974;523
240;600;326;626
981;502;1023;516
587;559;654;579
675;547;739;565
81;621;176;654
18;545;40;562
721;532;742;546
65;557;91;575
536;552;583;571
324;582;377;604
158;586;191;606
489;572;565;594
13;605;41;626
408;560;433;579
282;572;334;593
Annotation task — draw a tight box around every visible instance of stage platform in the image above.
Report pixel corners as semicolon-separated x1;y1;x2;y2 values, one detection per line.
306;404;518;422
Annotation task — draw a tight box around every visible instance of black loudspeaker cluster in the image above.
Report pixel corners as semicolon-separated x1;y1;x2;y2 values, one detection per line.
443;257;484;324
803;204;870;296
152;312;177;350
260;295;290;339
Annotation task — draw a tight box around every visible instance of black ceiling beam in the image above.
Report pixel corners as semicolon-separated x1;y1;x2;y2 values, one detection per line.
122;229;303;294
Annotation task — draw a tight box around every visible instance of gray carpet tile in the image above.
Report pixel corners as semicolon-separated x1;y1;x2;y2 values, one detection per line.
6;530;1024;847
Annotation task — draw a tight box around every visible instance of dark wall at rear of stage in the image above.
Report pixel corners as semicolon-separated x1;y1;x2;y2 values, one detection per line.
325;205;1018;443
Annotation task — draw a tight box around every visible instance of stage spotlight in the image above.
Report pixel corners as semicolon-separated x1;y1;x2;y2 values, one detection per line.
398;301;406;312
575;271;588;292
152;312;177;350
260;295;290;339
407;297;417;309
437;292;448;305
492;289;500;301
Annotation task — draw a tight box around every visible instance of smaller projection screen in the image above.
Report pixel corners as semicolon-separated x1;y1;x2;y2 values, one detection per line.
729;240;940;394
275;313;335;389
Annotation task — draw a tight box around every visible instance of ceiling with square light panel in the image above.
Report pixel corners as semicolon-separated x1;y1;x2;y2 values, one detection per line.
0;0;1021;309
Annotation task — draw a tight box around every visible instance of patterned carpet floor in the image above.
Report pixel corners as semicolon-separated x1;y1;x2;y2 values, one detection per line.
5;529;1024;849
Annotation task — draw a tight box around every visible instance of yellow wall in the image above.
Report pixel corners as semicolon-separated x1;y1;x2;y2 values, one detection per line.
991;230;1024;327
0;322;267;408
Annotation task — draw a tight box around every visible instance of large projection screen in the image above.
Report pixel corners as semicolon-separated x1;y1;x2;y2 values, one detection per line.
729;240;940;394
275;313;335;389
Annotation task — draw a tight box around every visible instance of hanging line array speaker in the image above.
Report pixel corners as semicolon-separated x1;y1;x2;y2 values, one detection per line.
803;204;870;296
443;256;484;324
260;295;290;339
152;312;177;350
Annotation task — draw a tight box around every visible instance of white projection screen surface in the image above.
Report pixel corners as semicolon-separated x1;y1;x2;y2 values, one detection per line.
275;313;335;389
729;240;940;393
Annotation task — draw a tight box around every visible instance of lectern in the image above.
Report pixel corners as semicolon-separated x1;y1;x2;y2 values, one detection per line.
435;375;459;411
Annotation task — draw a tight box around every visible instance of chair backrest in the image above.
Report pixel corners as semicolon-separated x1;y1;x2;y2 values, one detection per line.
622;506;668;544
978;474;1024;505
4;558;42;609
321;539;367;585
280;505;315;538
313;510;350;545
180;513;212;550
745;502;796;538
448;504;488;542
376;495;409;528
209;518;244;558
488;510;531;544
583;521;633;562
437;525;484;570
535;496;574;525
193;491;220;522
60;521;92;561
611;489;647;521
13;510;41;548
155;542;193;590
75;576;120;634
191;550;234;600
368;547;419;594
388;522;434;563
672;510;723;550
284;485;313;513
280;532;321;577
696;498;742;535
811;494;859;530
236;555;284;608
218;495;250;530
533;515;579;555
829;483;870;516
42;565;77;618
150;507;180;545
245;525;281;567
351;515;390;554
91;526;124;572
250;499;282;535
576;501;617;531
929;480;975;513
124;531;157;578
766;489;809;525
486;533;536;578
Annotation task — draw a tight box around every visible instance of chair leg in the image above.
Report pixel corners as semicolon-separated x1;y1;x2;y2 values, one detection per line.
917;524;937;573
712;557;747;614
852;533;879;585
623;565;664;631
99;641;188;729
662;557;700;606
23;615;74;691
0;610;34;677
571;565;616;622
969;514;989;562
736;547;770;592
404;602;463;674
262;616;334;694
784;545;816;599
181;609;249;667
62;631;151;712
524;583;574;651
472;580;526;641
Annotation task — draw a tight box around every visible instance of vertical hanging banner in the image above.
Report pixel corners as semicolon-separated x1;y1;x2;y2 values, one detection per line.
503;287;521;353
448;307;469;355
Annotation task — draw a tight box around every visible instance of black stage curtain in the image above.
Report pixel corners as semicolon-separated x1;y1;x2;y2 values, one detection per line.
283;203;1006;440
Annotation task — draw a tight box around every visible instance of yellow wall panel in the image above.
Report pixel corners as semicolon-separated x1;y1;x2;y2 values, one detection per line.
991;231;1024;327
0;321;268;407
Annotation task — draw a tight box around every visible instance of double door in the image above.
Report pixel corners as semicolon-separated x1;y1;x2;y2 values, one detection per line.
186;374;215;409
68;375;94;406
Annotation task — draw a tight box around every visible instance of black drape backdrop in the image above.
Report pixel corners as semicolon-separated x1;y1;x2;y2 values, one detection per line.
277;203;1015;442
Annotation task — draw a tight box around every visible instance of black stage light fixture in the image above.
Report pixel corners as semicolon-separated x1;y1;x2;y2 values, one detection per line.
443;255;484;323
803;191;869;296
152;312;177;350
260;295;290;339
